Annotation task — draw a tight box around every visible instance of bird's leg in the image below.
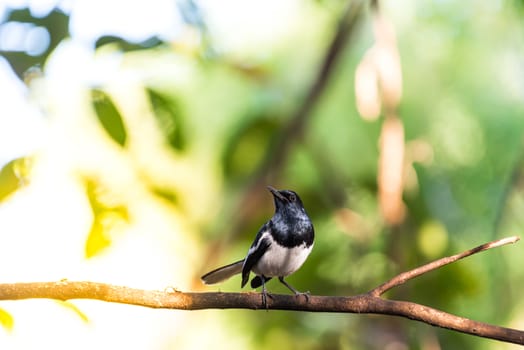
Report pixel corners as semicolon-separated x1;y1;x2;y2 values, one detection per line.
278;277;310;301
260;276;268;309
260;276;274;310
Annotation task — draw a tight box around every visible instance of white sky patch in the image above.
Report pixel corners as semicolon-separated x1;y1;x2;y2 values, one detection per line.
44;39;124;87
200;0;302;54
26;0;61;17
69;0;184;45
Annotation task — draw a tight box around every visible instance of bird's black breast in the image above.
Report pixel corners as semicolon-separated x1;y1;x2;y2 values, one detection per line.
269;215;314;247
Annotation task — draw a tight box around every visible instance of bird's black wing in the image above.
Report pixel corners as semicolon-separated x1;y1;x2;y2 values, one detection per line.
241;223;272;288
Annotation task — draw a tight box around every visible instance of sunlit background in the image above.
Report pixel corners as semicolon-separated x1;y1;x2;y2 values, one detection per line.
1;0;524;349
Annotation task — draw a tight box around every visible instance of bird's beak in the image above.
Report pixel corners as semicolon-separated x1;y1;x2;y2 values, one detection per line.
267;186;286;201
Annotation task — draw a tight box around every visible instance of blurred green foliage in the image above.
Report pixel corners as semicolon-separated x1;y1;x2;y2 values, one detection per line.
84;177;129;258
91;89;128;147
0;157;32;202
0;308;14;332
1;8;68;78
1;0;524;349
147;88;188;151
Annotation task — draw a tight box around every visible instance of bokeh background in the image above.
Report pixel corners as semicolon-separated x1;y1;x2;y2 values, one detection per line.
1;0;523;349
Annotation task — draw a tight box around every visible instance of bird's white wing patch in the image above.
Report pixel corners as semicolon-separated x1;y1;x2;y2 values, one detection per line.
246;230;271;256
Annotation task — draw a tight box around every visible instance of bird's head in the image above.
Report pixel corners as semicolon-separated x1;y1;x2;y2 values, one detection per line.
267;186;306;215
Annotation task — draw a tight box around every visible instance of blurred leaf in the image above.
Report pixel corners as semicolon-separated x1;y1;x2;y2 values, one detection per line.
410;261;480;308
85;217;112;258
146;88;187;151
0;308;14;331
151;187;179;205
95;35;163;51
2;8;69;80
0;157;33;202
54;300;89;323
222;114;280;180
84;178;129;258
417;220;449;259
91;89;127;147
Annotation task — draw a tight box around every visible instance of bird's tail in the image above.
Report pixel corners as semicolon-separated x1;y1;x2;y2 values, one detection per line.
201;259;244;285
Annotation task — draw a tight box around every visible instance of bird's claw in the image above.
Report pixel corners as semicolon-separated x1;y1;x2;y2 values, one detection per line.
295;291;310;302
261;291;274;310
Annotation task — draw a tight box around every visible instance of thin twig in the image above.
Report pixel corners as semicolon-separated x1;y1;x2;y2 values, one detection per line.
369;236;520;297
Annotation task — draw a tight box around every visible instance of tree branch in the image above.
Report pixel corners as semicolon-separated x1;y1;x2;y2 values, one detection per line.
0;236;522;345
370;235;520;297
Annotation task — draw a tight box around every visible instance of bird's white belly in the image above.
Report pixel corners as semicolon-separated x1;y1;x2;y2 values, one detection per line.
253;242;313;277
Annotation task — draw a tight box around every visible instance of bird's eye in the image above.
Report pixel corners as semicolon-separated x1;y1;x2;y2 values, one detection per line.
289;193;297;202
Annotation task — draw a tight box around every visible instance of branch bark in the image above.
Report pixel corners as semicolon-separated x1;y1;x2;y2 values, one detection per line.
0;236;522;345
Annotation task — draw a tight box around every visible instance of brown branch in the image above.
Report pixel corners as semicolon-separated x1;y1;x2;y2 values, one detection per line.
370;235;520;297
0;236;522;345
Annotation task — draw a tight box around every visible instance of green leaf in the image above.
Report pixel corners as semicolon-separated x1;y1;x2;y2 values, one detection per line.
85;216;112;259
54;300;89;323
91;89;127;147
83;178;129;258
3;8;68;79
151;187;179;205
0;157;33;202
0;308;14;331
146;88;186;151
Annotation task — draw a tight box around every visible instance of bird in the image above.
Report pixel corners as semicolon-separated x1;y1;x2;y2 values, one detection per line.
201;186;314;308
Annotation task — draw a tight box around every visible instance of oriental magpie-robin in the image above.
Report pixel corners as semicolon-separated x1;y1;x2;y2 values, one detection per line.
201;186;314;307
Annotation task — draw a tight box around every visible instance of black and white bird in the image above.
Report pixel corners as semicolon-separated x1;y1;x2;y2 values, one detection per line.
201;186;314;307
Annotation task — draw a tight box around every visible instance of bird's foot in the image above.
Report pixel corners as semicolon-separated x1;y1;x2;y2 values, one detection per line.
261;290;274;310
294;290;310;302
